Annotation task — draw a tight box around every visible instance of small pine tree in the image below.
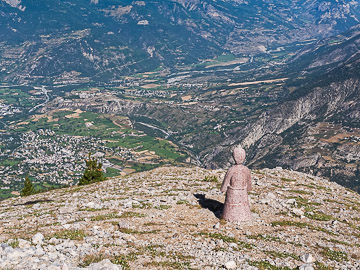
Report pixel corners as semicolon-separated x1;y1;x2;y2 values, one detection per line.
21;175;34;196
79;153;106;186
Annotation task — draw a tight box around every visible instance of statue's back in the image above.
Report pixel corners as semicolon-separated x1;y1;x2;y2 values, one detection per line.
221;146;252;222
230;165;250;189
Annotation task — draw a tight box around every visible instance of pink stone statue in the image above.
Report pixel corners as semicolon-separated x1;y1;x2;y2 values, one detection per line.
220;146;252;222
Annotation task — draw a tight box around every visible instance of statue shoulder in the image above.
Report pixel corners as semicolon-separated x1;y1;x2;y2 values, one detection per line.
238;165;251;173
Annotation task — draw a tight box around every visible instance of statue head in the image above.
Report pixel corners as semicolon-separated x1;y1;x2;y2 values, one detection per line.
233;145;246;164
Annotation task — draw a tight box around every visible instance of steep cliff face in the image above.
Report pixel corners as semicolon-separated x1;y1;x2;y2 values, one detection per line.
203;58;360;192
287;25;360;75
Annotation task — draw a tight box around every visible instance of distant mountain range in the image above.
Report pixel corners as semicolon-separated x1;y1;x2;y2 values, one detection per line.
1;0;360;192
1;0;360;84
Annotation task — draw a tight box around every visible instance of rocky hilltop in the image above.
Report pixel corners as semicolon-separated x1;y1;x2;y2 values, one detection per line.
0;166;359;269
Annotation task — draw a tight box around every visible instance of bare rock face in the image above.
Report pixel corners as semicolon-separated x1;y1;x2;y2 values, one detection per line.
203;74;360;192
0;166;359;269
334;144;360;162
291;154;321;171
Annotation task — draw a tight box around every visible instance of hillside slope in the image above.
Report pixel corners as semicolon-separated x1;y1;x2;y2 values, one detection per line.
1;0;360;84
286;25;360;76
0;166;359;269
203;31;360;193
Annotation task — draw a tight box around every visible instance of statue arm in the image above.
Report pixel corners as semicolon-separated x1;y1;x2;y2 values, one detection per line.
246;169;252;192
220;168;232;193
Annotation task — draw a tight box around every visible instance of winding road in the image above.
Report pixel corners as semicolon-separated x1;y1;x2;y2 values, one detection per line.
136;122;172;138
0;120;8;129
29;86;50;113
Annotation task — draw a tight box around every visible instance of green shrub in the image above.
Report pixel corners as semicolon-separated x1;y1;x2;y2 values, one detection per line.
203;175;218;182
51;229;86;240
321;247;348;262
20;175;34;196
9;239;19;248
304;211;333;221
79;153;106;186
79;254;105;267
248;260;293;270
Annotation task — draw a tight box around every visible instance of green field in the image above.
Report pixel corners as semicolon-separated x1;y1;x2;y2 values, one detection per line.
0;189;15;200
0;88;36;108
18;111;186;162
0;106;188;200
14;110;186;169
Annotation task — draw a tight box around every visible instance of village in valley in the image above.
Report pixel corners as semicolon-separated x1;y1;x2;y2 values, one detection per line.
0;80;192;199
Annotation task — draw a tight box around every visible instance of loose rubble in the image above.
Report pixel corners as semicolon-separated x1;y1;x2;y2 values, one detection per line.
0;166;359;269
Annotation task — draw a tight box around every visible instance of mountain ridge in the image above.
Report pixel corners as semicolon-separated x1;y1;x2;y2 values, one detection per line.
2;0;360;84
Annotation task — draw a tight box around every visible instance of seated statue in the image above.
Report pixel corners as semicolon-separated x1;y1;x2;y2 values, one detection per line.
220;146;252;222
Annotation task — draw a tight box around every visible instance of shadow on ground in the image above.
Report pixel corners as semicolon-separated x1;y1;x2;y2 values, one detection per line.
14;199;54;206
194;194;223;219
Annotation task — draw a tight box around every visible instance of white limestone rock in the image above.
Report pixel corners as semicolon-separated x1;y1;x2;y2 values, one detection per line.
32;233;44;245
292;208;305;217
299;264;315;270
18;239;31;248
300;253;316;263
225;260;237;269
87;259;122;270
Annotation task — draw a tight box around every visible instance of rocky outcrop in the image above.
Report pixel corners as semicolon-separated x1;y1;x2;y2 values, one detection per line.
243;79;359;151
